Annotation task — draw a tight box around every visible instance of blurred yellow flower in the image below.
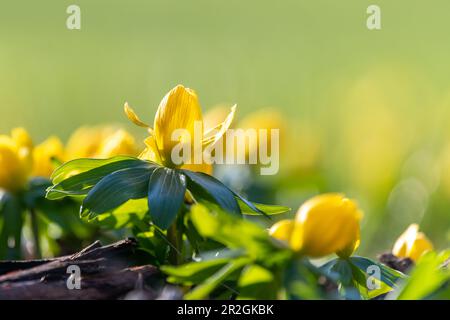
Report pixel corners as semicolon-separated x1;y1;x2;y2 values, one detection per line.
1;125;139;184
238;108;286;161
269;193;363;258
65;126;138;160
392;224;433;261
0;128;33;192
32;136;65;178
331;68;423;197
268;219;294;244
96;129;138;158
124;84;235;174
11;127;34;151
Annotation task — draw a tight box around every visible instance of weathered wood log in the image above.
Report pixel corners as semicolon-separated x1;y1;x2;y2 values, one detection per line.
0;238;162;300
378;253;414;273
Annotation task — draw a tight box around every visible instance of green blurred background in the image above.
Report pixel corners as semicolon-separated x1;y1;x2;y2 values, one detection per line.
1;0;449;255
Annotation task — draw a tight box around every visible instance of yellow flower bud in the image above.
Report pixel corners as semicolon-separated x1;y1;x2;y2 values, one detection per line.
289;193;363;258
269;219;294;244
0;130;33;192
154;85;203;167
392;224;433;261
32;136;65;178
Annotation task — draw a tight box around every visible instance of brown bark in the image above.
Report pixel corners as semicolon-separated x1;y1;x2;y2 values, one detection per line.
0;239;161;300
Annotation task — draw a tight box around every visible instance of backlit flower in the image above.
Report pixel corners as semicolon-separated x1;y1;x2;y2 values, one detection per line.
124;84;236;174
0;128;33;191
392;224;433;261
269;193;363;258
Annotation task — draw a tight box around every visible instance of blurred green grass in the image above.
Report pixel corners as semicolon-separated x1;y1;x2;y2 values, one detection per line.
1;0;449;254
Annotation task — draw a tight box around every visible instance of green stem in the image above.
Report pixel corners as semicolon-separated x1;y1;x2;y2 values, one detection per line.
167;221;182;265
29;208;41;259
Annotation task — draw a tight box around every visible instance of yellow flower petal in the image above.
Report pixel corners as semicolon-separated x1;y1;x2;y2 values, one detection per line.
96;129;138;158
202;105;236;147
269;219;295;244
291;193;363;258
65;126;112;159
11;127;33;150
139;136;162;164
66;126;136;160
181;162;213;175
393;224;434;261
154;85;203;166
124;102;151;128
203;105;233;132
0;135;30;192
32;136;65;178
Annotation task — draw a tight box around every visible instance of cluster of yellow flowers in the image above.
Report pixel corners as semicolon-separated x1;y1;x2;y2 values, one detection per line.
1;84;294;194
269;193;433;261
0;126;138;193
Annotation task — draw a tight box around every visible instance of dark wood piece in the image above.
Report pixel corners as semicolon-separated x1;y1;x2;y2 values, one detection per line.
0;239;161;300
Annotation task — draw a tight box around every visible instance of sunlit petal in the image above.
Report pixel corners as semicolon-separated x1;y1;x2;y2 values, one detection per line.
124;102;151;128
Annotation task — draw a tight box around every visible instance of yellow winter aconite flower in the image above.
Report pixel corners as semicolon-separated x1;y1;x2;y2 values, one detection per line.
124;84;236;174
65;126;138;160
268;219;294;244
96;129;138;158
269;194;363;258
0;128;33;192
32;136;65;178
11;127;34;151
392;224;434;261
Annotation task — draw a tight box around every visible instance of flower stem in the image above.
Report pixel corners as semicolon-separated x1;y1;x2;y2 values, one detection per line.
30;208;41;259
167;221;182;265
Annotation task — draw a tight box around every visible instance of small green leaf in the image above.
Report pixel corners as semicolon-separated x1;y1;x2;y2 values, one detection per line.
238;199;291;216
184;257;250;299
162;258;231;285
47;158;151;200
51;156;138;183
93;198;149;229
393;251;450;300
237;264;276;300
350;256;406;289
189;204;283;261
331;259;353;286
182;170;240;216
81;166;156;217
147;168;187;229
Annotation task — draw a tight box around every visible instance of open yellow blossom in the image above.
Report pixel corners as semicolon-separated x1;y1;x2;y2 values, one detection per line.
65;126;138;160
32;136;65;178
269;193;363;258
0;128;33;192
124;84;236;174
392;224;433;261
